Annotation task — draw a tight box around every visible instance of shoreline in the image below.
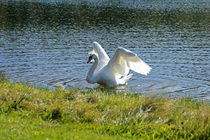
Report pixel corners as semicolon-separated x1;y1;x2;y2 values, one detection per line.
0;79;209;139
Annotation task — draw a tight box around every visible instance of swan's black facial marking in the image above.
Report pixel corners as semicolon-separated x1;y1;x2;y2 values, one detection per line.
87;55;93;63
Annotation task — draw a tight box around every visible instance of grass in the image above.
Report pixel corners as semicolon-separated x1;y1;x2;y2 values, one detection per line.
0;112;123;140
0;76;209;139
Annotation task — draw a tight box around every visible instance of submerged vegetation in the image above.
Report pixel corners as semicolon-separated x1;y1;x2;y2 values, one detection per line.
0;76;209;139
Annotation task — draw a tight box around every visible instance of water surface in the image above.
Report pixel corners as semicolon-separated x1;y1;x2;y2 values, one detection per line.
0;0;209;101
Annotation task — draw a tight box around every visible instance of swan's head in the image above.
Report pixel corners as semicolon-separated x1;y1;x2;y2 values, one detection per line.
87;54;97;63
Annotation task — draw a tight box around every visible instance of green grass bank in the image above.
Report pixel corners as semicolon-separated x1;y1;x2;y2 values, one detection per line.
0;77;209;139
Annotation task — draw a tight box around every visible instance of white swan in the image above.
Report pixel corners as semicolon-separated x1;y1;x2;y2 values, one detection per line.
86;41;152;87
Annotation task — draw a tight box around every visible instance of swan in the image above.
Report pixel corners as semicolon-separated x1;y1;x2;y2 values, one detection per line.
86;41;152;87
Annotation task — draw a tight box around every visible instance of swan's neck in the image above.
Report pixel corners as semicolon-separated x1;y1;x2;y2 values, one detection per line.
87;58;98;83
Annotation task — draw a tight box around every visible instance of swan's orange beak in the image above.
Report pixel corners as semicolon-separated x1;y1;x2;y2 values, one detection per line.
87;56;92;63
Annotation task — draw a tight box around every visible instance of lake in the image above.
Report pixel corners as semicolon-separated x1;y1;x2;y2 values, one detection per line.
0;0;209;101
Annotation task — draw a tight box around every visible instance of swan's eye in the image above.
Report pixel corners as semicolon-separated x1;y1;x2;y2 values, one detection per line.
87;55;93;63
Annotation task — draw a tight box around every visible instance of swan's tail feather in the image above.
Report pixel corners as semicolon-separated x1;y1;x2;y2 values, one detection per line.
117;73;133;85
124;73;133;83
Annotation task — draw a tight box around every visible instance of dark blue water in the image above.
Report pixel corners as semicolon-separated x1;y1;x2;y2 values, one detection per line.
0;0;209;101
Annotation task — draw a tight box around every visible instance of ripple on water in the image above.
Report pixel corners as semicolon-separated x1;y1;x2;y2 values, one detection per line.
0;0;209;101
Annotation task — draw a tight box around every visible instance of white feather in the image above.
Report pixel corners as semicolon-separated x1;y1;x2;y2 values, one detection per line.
86;42;152;87
108;47;152;76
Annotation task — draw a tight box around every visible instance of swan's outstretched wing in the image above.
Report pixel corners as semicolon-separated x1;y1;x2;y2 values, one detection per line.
107;47;152;77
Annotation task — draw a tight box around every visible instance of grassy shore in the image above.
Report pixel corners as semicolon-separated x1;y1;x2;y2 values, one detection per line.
0;77;209;139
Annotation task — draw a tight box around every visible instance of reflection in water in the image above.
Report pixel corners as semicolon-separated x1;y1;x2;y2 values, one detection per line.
0;1;209;29
0;0;209;101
